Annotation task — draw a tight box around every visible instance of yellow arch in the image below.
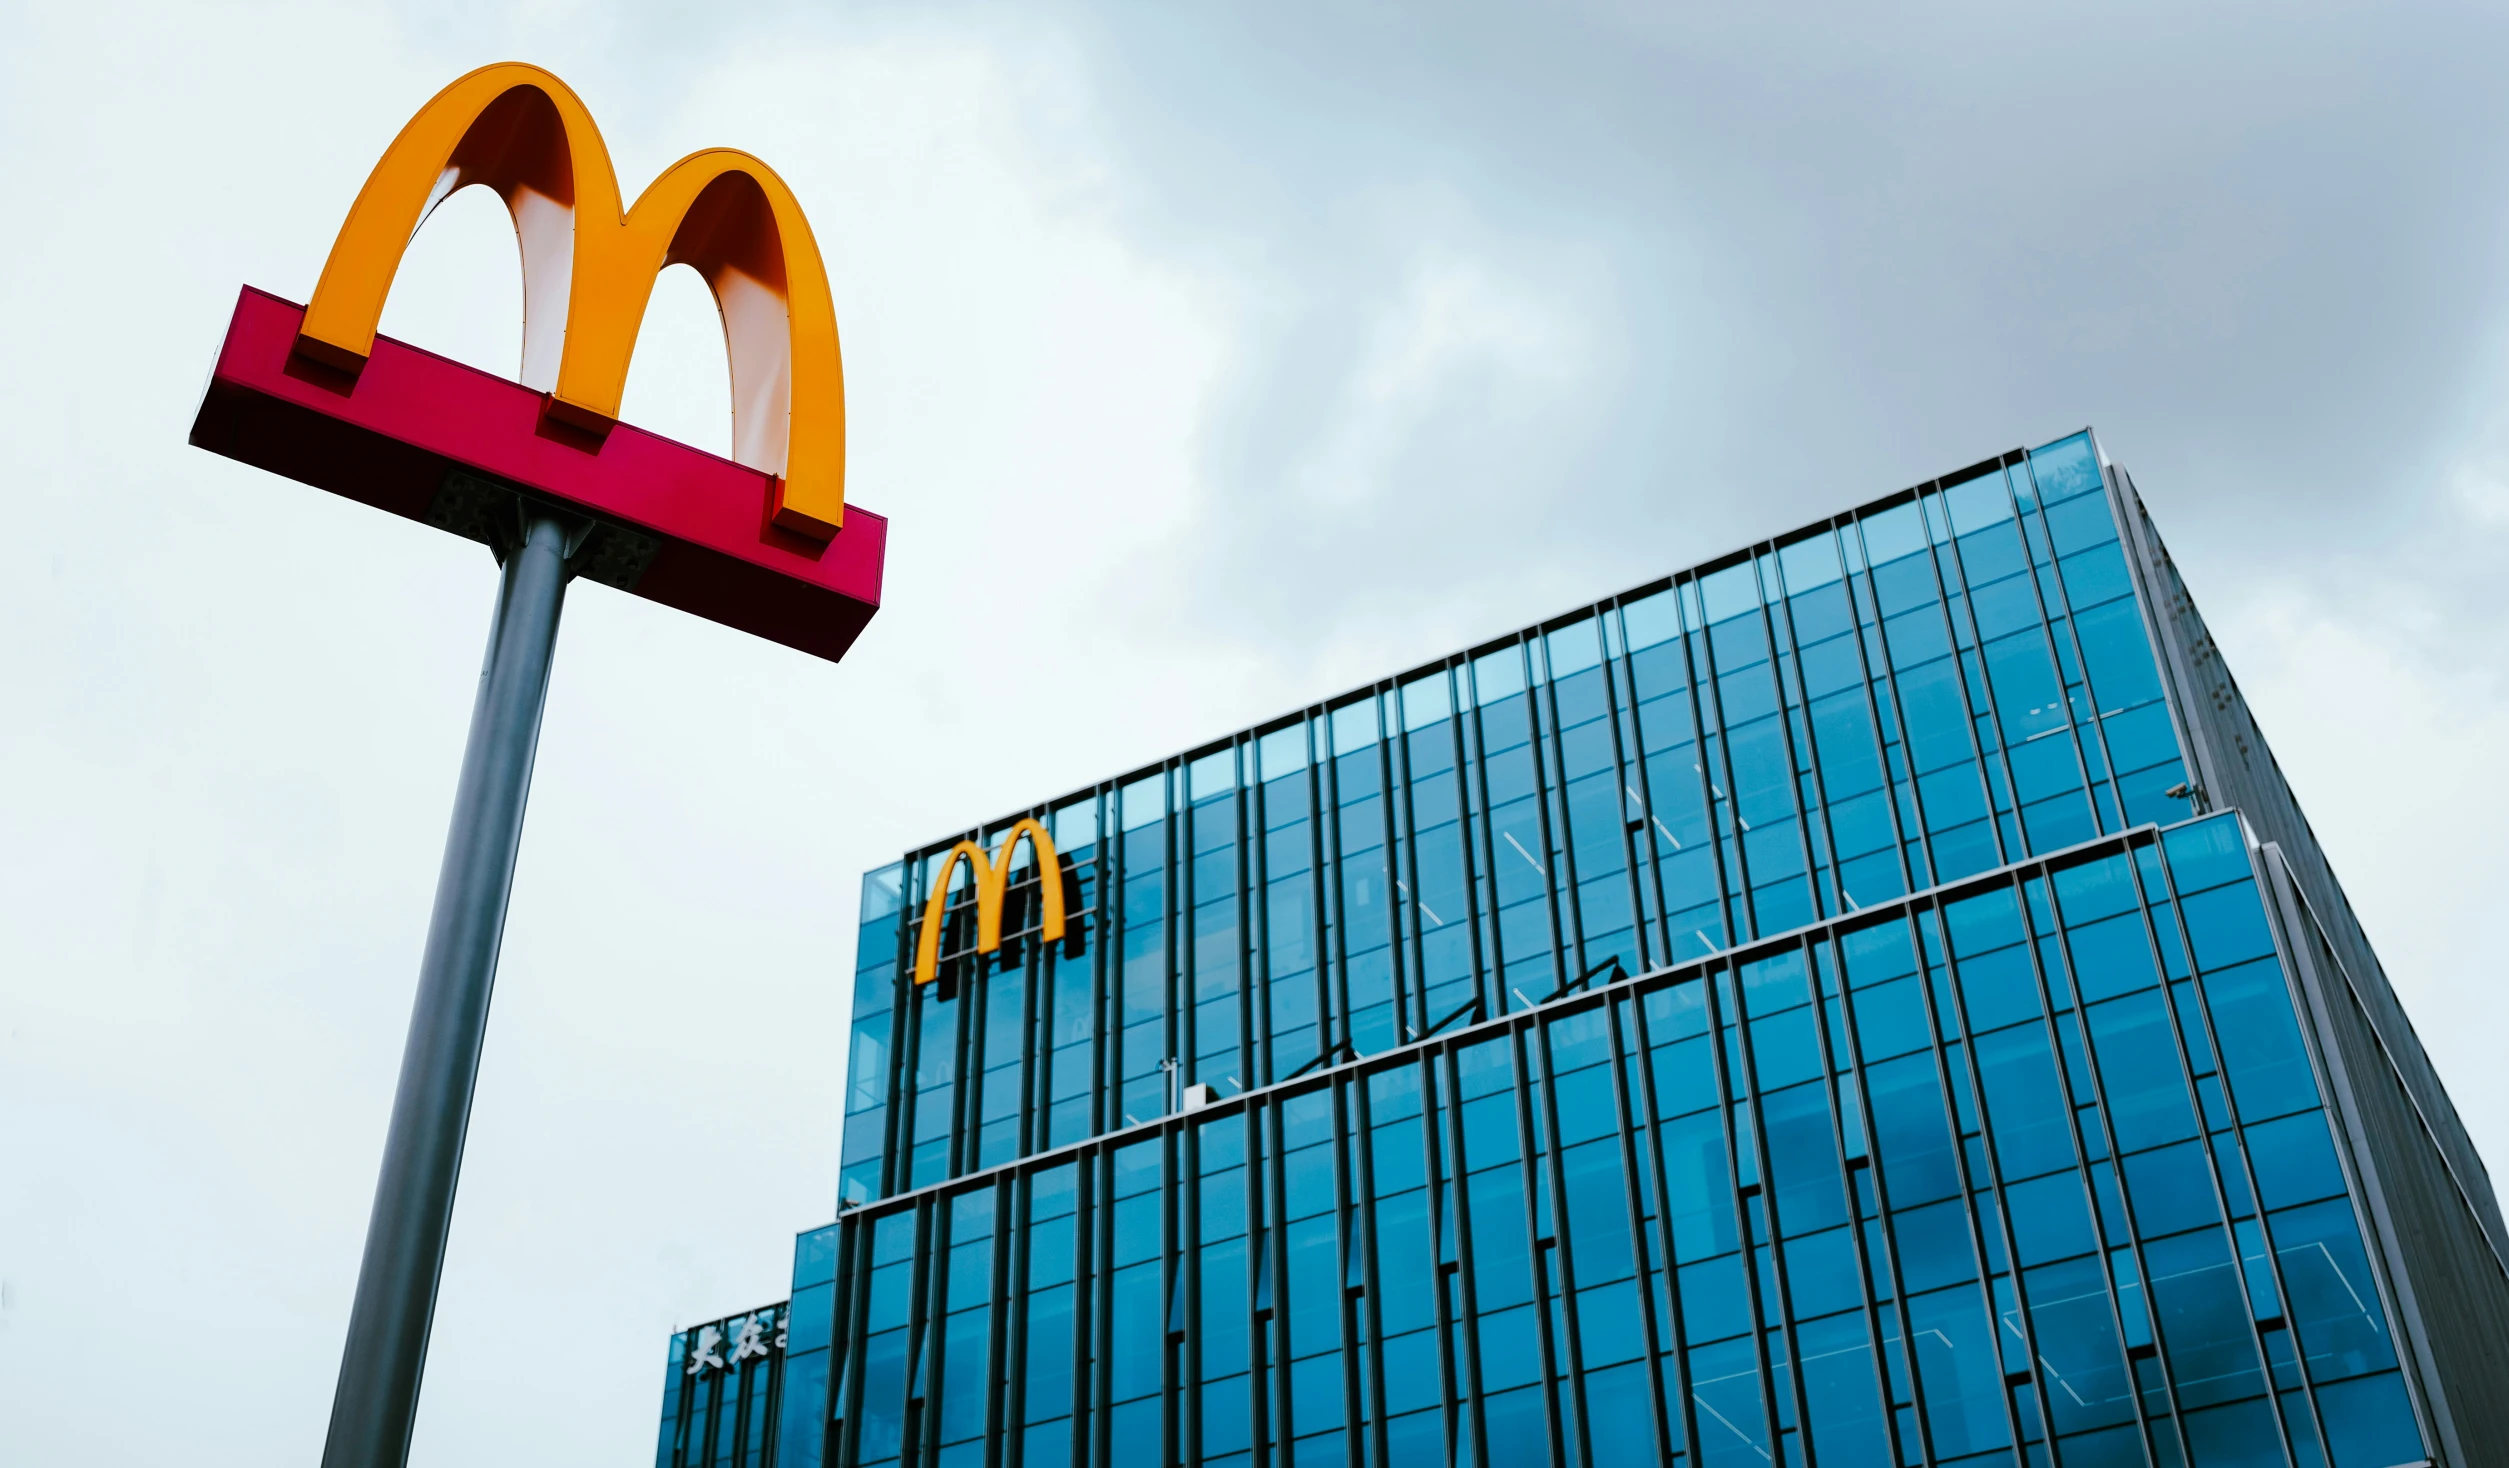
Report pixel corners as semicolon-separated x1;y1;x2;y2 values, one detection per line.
296;62;847;540
911;841;996;990
909;821;1067;986
979;819;1066;952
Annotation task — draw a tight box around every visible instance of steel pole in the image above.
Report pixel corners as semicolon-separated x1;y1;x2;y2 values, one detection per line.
320;508;577;1468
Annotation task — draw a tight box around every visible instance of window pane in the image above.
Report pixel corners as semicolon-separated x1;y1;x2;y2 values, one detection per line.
1865;1054;1960;1207
1796;1311;1893;1468
1974;1024;2075;1181
2085;990;2198;1151
2270;1199;2399;1384
2022;1254;2136;1434
2201;958;2320;1122
1904;1284;2011;1458
2143;1227;2267;1408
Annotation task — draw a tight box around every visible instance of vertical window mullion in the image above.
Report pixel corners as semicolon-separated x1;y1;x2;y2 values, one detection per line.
1530;1022;1581;1467
1092;801;1116;1139
1314;726;1333;1075
1603;994;1679;1465
1467;672;1510;1012
2031;857;2190;1459
1940;480;2042;861
1970;878;2094;1457
1677;588;1738;951
1021;902;1043;1161
1700;962;1783;1457
1251;769;1274;1094
1088;1155;1112;1463
2075;465;2151;827
1602;603;1662;974
1616;603;1682;967
1422;1054;1466;1466
1165;1131;1185;1468
954;890;983;1180
1843;517;1932;897
1540;655;1589;987
1798;932;1901;1459
1452;681;1494;1029
1394;699;1428;1041
884;892;917;1200
1835;948;1933;1467
1376;691;1407;1038
1321;735;1345;1066
1523;648;1567;1001
1767;562;1837;922
2011;463;2117;828
1233;750;1253;1094
2125;845;2313;1465
1917;501;2008;868
1730;948;1819;1461
1692;608;1753;940
1911;900;2035;1460
1180;790;1200;1080
1353;1082;1390;1468
1334;1081;1368;1467
1749;570;1819;929
1512;1025;1571;1468
987;1177;1017;1463
1438;1045;1491;1466
1627;981;1707;1464
1164;769;1182;1109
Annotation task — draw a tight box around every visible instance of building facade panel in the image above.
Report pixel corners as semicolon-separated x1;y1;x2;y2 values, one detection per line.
668;429;2509;1464
815;820;2426;1468
838;433;2209;1210
659;1300;795;1468
782;1224;842;1468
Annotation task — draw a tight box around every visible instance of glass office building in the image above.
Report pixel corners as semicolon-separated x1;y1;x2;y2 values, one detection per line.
670;430;2509;1467
657;1299;799;1468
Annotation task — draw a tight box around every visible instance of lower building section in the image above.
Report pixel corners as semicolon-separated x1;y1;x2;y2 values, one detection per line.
2267;873;2509;1466
778;815;2462;1468
658;1300;795;1468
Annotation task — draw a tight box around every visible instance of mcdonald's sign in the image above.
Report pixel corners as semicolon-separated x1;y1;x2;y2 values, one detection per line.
190;62;884;663
913;819;1069;987
193;66;897;1467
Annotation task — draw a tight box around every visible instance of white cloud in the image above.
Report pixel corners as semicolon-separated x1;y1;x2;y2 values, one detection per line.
1287;235;1597;514
2448;455;2509;531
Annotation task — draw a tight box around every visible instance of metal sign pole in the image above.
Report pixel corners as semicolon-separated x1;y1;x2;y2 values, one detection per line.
193;64;885;1466
320;505;581;1468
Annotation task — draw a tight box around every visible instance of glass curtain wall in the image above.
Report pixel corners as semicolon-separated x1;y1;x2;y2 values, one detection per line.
780;1226;840;1468
840;431;2210;1206
655;1301;792;1468
822;817;2426;1468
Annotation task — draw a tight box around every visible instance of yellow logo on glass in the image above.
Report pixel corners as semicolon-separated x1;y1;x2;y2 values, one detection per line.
912;820;1066;987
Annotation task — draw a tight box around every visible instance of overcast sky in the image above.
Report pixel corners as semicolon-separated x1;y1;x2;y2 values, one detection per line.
4;2;2507;1463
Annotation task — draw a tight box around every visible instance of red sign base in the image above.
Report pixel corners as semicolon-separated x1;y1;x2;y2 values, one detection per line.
190;287;885;664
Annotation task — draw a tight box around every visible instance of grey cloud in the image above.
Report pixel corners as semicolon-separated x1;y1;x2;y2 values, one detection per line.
937;0;2509;651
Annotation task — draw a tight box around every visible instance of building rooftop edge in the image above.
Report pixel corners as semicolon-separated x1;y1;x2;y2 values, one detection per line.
881;425;2103;873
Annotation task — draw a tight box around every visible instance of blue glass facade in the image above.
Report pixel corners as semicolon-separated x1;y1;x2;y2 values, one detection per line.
658;1299;797;1468
815;821;2422;1468
668;429;2509;1466
839;432;2203;1211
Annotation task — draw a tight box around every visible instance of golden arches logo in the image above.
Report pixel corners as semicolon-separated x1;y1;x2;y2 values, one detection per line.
912;819;1067;987
297;61;847;540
